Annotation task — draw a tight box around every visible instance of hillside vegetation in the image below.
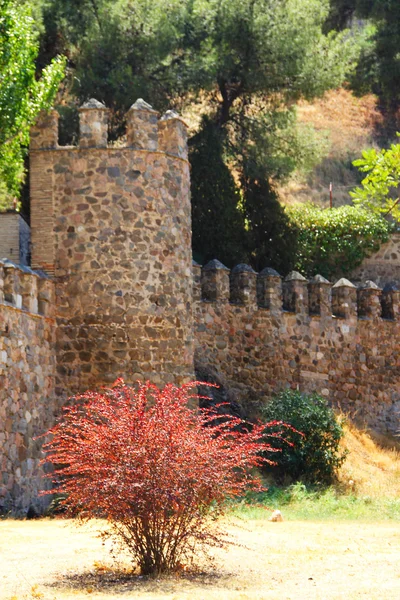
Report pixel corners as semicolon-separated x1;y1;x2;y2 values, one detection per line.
279;88;385;207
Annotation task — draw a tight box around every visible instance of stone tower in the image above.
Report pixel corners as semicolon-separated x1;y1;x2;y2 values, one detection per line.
29;99;194;396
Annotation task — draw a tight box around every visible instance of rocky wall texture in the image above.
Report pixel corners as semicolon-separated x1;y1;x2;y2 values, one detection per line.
0;212;30;266
350;233;400;286
0;261;56;514
194;262;400;434
30;100;194;398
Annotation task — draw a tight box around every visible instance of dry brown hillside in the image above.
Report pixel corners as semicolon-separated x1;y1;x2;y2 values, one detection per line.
279;88;383;207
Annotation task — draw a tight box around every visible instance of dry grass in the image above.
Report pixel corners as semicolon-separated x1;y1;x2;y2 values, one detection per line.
338;422;400;498
1;518;400;600
278;88;384;207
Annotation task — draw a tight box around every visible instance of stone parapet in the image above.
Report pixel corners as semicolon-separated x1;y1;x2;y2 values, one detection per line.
194;260;400;436
0;262;56;515
332;278;357;320
196;259;400;323
127;99;159;151
308;274;332;318
257;267;282;312
158;110;188;160
357;281;382;320
283;271;309;315
78;99;109;148
381;283;400;321
201;260;230;302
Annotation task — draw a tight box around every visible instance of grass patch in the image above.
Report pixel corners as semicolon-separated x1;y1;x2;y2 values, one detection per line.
230;423;400;522
231;482;400;521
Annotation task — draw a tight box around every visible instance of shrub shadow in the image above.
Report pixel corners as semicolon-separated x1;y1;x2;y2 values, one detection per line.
45;564;230;595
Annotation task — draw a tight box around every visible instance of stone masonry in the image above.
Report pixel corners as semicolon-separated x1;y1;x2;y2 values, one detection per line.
350;232;400;286
0;261;55;513
0;98;399;514
0;211;30;266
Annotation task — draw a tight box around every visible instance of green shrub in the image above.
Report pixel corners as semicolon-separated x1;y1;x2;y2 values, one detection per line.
262;390;347;484
285;203;392;279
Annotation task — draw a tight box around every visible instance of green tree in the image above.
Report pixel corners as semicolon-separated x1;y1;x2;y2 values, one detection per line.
350;141;400;221
240;174;298;274
261;389;347;484
0;0;65;210
190;118;246;267
328;0;400;114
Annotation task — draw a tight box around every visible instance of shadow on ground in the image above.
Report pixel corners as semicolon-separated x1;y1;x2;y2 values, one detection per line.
45;564;231;595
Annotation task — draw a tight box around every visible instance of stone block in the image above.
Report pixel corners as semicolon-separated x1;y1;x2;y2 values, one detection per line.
257;267;282;311
127;99;158;151
78;99;108;148
283;271;308;314
230;264;257;306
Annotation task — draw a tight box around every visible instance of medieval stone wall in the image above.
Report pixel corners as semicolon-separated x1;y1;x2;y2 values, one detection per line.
194;261;400;434
0;261;56;514
350;232;400;286
30;99;194;398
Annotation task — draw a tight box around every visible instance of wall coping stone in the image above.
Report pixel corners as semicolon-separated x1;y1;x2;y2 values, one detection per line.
359;280;381;291
129;98;157;113
259;267;281;278
310;274;331;284
333;277;356;289
231;263;257;274
79;98;107;110
203;259;230;271
285;271;307;282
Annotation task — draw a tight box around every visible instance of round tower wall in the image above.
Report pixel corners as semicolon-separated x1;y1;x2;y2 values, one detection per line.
30;103;194;397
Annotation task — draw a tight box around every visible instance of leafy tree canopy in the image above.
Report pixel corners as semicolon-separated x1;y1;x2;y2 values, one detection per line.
350;140;400;221
0;0;65;210
37;0;357;150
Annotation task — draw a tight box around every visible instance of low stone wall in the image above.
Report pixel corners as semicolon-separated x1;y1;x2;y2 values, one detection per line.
194;261;400;434
350;233;400;286
0;261;56;514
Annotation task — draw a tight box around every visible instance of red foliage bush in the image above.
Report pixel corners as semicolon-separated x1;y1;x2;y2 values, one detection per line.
42;380;281;575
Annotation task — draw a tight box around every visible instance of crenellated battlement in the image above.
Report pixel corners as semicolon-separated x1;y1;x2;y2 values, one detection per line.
0;260;54;317
194;259;400;437
194;260;400;321
30;98;188;159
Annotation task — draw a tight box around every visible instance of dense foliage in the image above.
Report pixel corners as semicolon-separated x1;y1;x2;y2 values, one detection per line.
261;389;347;484
42;379;282;575
190;118;246;266
0;0;65;209
286;203;392;279
350;141;400;221
328;0;400;115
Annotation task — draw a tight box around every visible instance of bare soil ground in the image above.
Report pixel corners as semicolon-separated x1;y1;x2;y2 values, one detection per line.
1;517;400;600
